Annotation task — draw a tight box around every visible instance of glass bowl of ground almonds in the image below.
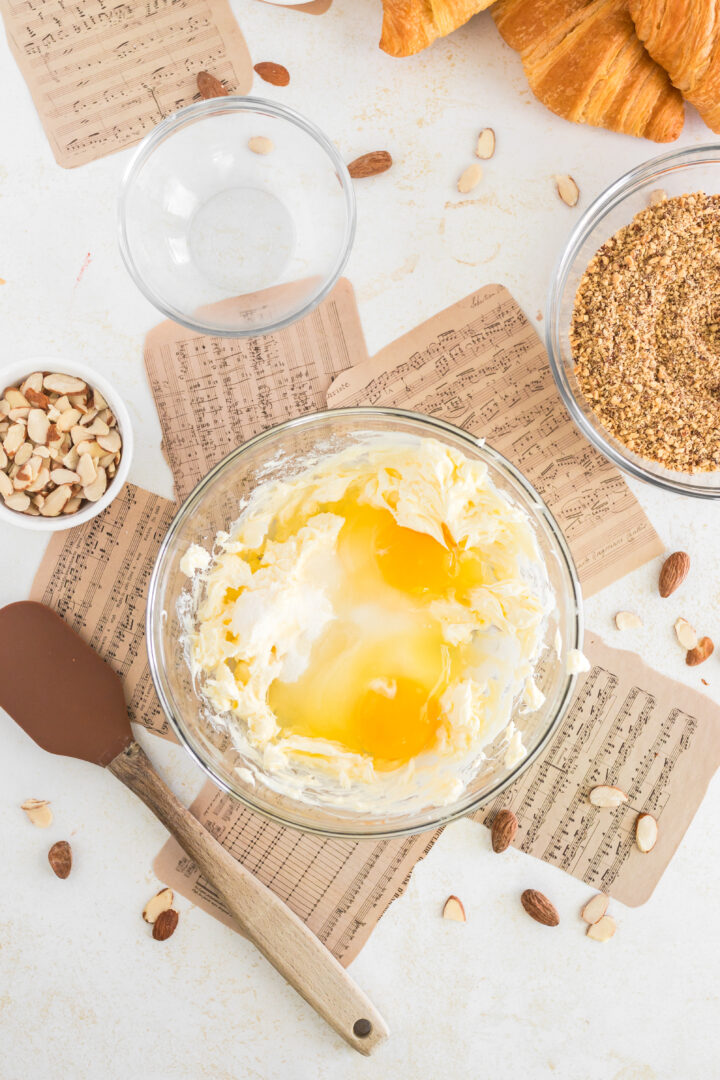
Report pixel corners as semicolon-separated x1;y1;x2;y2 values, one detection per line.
548;145;720;498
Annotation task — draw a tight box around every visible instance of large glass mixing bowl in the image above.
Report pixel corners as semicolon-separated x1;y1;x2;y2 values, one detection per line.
147;409;583;838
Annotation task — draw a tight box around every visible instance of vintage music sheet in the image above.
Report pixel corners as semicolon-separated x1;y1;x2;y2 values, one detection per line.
0;0;253;168
145;278;368;501
476;632;720;906
154;784;439;966
327;283;663;596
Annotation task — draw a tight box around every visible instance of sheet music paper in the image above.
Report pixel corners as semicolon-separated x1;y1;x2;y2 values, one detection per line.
29;483;178;739
154;784;439;966
327;283;663;596
476;632;720;906
0;0;252;168
145;278;369;501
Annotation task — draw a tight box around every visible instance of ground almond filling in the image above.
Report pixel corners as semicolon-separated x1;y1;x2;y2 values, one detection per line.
179;436;557;813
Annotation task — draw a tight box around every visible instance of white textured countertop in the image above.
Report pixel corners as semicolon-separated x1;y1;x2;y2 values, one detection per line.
1;4;719;1078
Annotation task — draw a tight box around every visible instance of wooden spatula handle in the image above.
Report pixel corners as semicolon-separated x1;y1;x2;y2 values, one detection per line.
108;741;388;1055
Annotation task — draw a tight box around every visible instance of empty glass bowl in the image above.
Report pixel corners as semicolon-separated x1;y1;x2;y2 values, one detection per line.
547;144;720;498
118;98;355;337
146;409;583;839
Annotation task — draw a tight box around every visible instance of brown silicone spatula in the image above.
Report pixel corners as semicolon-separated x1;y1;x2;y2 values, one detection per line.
0;601;387;1055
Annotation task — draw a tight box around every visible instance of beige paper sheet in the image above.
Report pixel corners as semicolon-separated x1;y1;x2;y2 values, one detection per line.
144;278;368;502
327;283;663;596
154;784;439;965
1;0;252;168
476;632;720;906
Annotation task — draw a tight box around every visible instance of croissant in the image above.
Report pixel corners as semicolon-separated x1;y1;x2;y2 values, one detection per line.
492;0;684;142
380;0;493;57
629;0;720;132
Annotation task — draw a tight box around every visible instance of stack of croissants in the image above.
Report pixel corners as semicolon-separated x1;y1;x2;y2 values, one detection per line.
380;0;720;142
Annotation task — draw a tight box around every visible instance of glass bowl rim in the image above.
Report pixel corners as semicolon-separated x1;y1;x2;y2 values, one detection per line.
117;96;357;339
546;142;720;500
146;406;584;839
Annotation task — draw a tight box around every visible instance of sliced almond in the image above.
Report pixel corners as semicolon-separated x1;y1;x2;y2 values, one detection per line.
62;445;79;470
93;388;108;411
635;813;658;853
687;636;714;666
50;468;81;485
649;188;667;206
77;439;104;459
55;407;82;433
586;915;616;942
47;424;63;447
475;127;495;159
27;455;42;481
581;893;609;925
4;387;29;408
142;887;175;924
13;462;34;490
62;495;83;514
0;471;13;498
674;617;698;651
20;794;52;822
54;395;71;413
39;484;72;517
27;467;50;493
34;445;50;459
83;466;107;502
8;407;29;421
71;424;91;445
82;418;110;437
43;373;87;395
589;785;628;808
28;408;51;444
3;423;25;457
615;611;642;631
442;895;466;922
20;372;43;395
96;429;121;454
556;174;579;207
4;491;31;511
78;407;98;427
76;453;97;487
248;135;274;156
25;387;50;409
14;442;33;467
0;446;6;470
457;163;483;194
20;797;53;828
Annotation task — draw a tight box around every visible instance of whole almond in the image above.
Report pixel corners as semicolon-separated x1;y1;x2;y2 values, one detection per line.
589;785;628;808
348;151;393;179
556;174;579;207
475;127;495;160
659;551;690;597
521;889;559;926
254;61;290;87
48;840;72;879
152;908;179;941
635;813;658;853
197;71;228;99
491;808;518;853
442;895;466;922
586;915;616;942
687;636;714;666
581;893;609;925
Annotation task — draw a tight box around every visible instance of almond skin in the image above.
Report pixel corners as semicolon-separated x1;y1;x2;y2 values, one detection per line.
687;636;714;666
153;908;179;940
48;840;72;879
254;61;290;87
521;889;559;926
197;71;229;100
659;551;690;597
347;151;392;179
491;808;518;853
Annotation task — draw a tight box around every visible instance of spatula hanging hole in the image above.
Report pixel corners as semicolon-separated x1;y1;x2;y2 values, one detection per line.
353;1018;372;1038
